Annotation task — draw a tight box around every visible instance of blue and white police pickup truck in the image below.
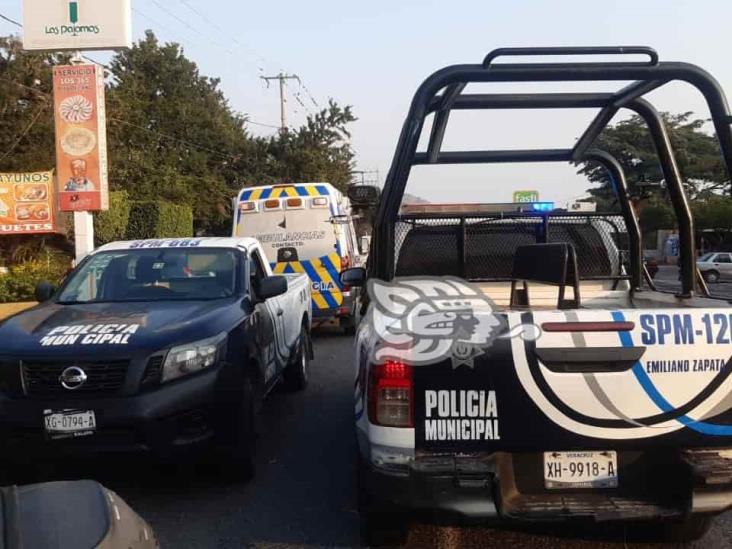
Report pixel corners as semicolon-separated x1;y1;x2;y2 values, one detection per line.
0;237;311;478
342;47;732;545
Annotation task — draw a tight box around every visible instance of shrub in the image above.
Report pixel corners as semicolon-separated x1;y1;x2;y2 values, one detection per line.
125;200;194;240
94;191;131;245
0;255;71;303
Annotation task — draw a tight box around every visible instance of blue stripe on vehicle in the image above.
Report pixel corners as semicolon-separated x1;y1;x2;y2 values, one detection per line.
240;190;252;201
320;254;343;290
301;260;339;309
296;186;309;196
612;311;732;435
283;263;295;274
260;187;272;199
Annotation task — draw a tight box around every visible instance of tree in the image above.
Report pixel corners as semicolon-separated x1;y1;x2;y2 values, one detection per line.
0;36;66;173
0;30;358;241
258;100;356;191
106;31;251;235
578;112;729;209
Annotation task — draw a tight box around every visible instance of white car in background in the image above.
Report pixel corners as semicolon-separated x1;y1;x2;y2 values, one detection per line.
697;252;732;283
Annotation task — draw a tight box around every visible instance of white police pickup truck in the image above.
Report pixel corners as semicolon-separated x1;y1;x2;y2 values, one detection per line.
0;237;311;478
342;47;732;545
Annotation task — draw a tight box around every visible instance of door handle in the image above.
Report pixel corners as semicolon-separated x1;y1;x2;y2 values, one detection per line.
277;309;284;317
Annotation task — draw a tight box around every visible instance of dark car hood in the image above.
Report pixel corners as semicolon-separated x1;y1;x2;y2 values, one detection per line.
0;299;243;359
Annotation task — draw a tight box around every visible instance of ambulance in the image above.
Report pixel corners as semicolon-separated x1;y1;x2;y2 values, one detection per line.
233;183;360;331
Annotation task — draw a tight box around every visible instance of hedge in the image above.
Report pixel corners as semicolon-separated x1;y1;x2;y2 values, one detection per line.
125;200;194;240
0;257;70;303
94;191;131;245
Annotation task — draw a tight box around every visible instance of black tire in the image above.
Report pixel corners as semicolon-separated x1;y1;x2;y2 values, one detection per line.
340;315;356;336
357;456;409;547
283;326;309;391
221;376;256;481
704;270;720;283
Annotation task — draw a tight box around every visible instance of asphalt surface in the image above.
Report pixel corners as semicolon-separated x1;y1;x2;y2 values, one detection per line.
10;330;732;548
653;265;732;300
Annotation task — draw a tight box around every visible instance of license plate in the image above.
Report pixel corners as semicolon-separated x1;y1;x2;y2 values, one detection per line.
544;450;618;489
43;409;96;440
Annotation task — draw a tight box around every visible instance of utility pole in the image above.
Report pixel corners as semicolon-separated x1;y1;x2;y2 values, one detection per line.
260;73;300;131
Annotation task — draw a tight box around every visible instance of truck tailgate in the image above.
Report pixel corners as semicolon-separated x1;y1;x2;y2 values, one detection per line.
414;308;732;452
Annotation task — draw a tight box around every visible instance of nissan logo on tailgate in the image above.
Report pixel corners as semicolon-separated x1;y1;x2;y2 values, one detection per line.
59;366;88;390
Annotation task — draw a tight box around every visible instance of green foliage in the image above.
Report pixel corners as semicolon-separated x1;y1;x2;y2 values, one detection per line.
0;32;357;242
94;191;130;245
125;201;193;240
578;112;729;204
692;196;732;230
0;256;69;303
639;203;676;233
257;100;357;192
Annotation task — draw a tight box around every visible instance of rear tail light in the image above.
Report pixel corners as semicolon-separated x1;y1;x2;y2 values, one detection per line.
542;321;635;332
286;198;303;209
340;256;351;291
263;199;281;210
312;197;329;208
368;361;413;427
239;201;256;213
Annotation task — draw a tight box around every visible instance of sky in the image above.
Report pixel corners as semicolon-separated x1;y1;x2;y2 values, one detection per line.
2;0;732;206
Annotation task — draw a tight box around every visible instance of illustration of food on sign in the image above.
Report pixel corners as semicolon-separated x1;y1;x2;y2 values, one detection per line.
59;95;94;123
61;127;97;157
15;184;48;202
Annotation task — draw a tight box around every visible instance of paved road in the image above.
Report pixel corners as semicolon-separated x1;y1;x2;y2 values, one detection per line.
653;265;732;300
16;331;732;548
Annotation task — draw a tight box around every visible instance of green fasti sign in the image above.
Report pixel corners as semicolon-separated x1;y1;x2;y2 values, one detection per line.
513;190;540;203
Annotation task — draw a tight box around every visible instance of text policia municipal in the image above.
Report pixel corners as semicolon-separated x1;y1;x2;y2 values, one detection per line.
424;390;500;441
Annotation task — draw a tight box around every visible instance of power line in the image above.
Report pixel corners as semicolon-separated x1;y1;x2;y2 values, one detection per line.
178;0;267;72
0;102;50;163
261;73;302;130
0;11;22;28
149;0;240;59
246;120;281;130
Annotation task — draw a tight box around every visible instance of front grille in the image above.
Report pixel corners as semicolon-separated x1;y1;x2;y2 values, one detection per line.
21;360;129;397
140;356;164;389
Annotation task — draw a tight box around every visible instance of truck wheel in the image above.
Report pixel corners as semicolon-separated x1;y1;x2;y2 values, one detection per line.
704;270;720;283
357;456;409;547
283;326;309;391
223;376;256;481
340;315;356;336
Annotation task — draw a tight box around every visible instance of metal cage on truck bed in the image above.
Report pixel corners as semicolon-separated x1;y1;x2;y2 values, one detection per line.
372;46;732;299
394;212;628;282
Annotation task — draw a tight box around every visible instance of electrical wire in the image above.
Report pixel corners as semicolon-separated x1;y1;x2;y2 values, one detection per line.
0;11;21;28
178;0;267;72
0;102;50;163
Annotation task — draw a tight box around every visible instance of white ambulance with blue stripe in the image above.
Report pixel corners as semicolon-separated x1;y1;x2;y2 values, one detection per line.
233;183;360;331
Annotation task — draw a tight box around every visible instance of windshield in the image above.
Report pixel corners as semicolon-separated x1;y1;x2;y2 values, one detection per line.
699;253;715;262
57;248;238;304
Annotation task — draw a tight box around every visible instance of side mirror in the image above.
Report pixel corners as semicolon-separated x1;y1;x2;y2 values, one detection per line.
34;281;56;302
258;275;288;300
340;267;367;287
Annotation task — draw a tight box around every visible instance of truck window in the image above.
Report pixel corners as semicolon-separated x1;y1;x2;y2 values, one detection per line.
248;249;267;297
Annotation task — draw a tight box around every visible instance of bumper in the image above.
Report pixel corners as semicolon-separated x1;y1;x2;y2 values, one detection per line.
362;450;732;522
0;366;237;458
362;457;498;520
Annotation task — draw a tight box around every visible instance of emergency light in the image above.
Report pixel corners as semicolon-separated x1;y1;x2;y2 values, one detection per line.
531;202;555;212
